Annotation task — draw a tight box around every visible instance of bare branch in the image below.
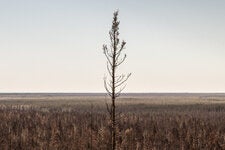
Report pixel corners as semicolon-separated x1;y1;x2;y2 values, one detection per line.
116;54;126;67
115;75;125;84
107;62;113;77
106;80;113;89
115;73;131;88
105;47;113;58
115;84;127;98
103;46;113;67
104;77;112;97
116;41;126;58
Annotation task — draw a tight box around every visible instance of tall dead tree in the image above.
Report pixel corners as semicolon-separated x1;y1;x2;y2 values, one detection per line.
103;11;131;150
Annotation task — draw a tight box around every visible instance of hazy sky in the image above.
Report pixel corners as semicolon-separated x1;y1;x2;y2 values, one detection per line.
0;0;225;92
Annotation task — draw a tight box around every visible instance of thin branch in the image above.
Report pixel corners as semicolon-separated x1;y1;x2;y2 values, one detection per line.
115;73;131;88
106;80;113;89
105;48;113;58
115;84;127;98
104;52;113;67
115;75;125;84
116;54;126;67
116;41;126;60
107;62;113;77
104;77;112;97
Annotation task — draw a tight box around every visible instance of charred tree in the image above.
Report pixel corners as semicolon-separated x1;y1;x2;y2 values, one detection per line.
103;11;131;150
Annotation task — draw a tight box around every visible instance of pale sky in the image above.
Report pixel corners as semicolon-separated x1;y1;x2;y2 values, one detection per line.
0;0;225;93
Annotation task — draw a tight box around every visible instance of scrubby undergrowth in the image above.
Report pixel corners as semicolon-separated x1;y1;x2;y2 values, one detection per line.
0;103;224;150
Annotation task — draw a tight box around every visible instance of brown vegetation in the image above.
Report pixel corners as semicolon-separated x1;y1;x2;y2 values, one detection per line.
0;94;224;149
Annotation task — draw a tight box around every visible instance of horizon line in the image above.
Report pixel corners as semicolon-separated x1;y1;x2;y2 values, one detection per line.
0;92;225;94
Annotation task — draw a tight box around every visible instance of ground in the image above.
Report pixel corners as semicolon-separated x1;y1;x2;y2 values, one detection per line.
0;93;224;149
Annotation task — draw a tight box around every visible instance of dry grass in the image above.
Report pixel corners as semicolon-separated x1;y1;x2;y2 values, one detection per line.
0;93;224;149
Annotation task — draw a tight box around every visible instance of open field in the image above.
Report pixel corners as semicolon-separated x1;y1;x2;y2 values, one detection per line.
0;93;225;149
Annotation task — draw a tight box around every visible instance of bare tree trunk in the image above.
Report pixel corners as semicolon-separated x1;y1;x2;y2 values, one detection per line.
112;97;115;150
112;27;116;150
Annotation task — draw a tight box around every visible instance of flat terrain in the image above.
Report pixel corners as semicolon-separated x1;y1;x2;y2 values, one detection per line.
0;93;224;149
1;93;225;109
